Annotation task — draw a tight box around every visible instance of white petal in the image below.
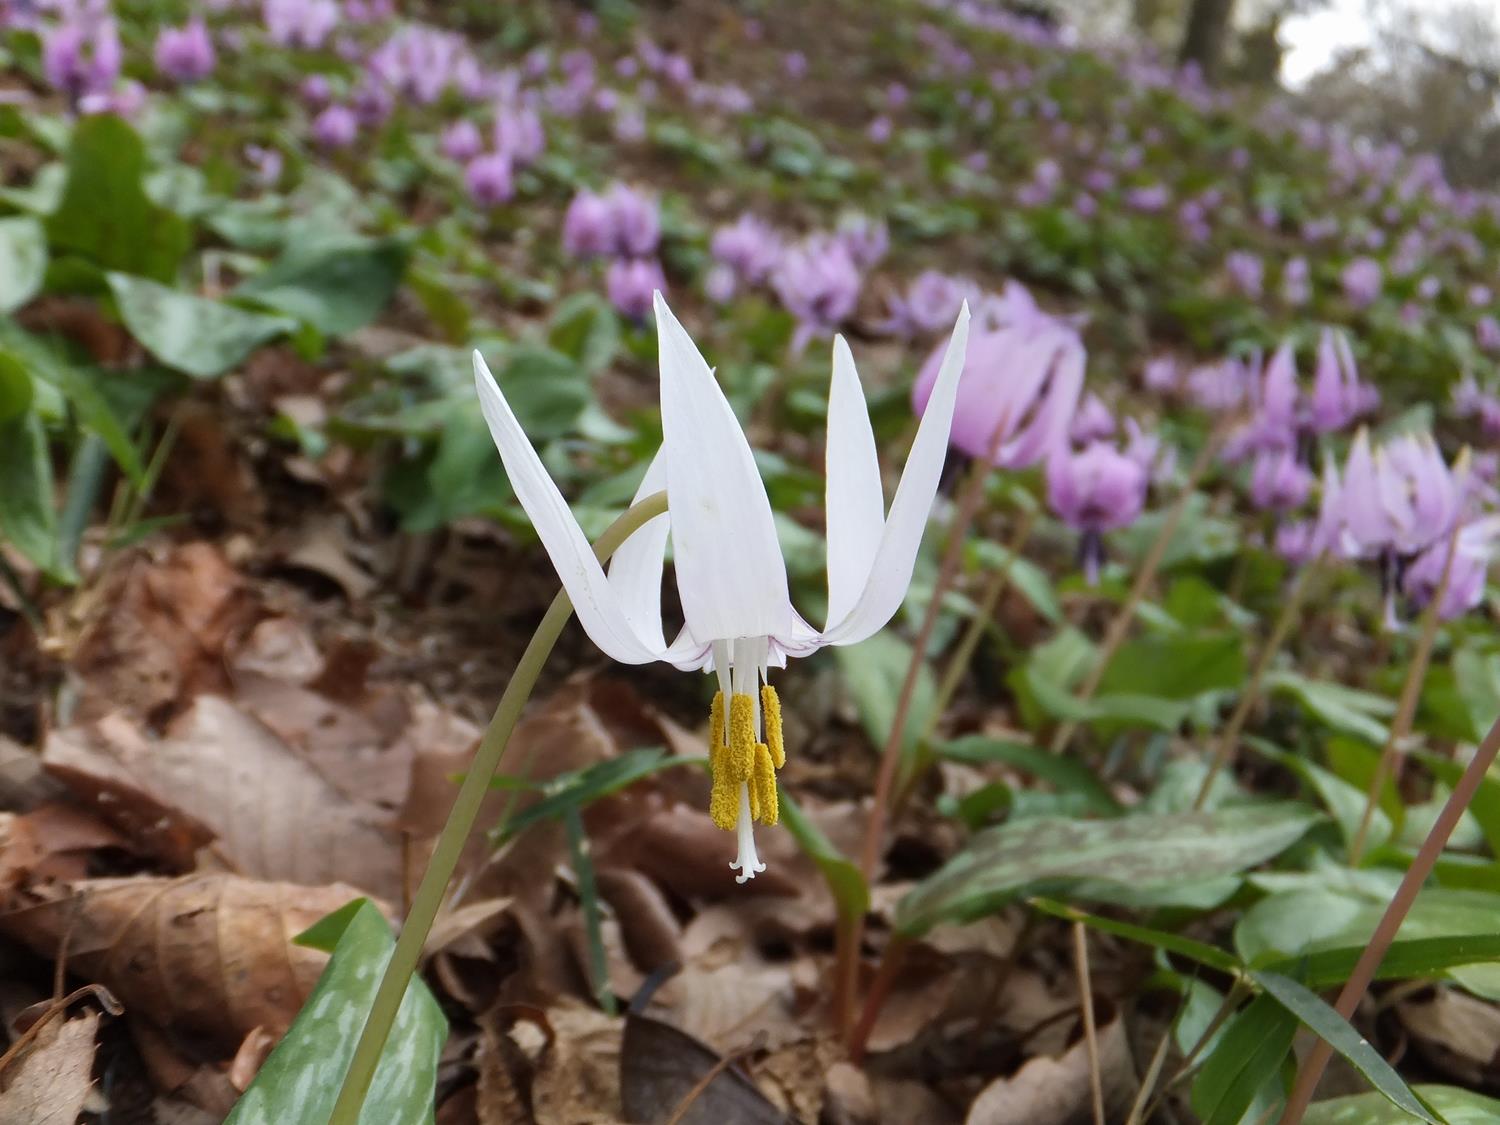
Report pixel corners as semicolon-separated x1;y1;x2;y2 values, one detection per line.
473;351;664;665
821;303;971;646
655;293;792;643
606;447;670;651
824;335;886;629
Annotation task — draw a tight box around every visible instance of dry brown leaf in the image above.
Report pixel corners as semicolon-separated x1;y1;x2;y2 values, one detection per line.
476;1019;536;1125
619;1008;786;1125
0;1010;99;1125
871;1075;960;1125
964;1010;1136;1125
68;543;256;721
154;403;265;529
227;1026;277;1091
527;1004;626;1125
1396;986;1500;1088
754;1035;841;1122
45;697;405;900
0;804;132;888
269;519;377;601
647;962;801;1055
0;874;361;1058
597;867;682;973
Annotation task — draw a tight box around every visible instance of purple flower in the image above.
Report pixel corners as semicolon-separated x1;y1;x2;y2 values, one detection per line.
1249;448;1314;512
440;120;483;162
1417;275;1442;301
784;51;807;78
244;143;283;187
494;102;545;167
1123;417;1176;485
1341;257;1382;308
1125;184;1169;212
912;283;1084;468
352;79;393;128
884;270;979;338
1309;328;1371;434
606;258;666;321
1069;392;1116;444
563;184;660;260
263;0;339;49
1141;356;1179;394
1403;517;1499;621
709;214;782;291
834;214;888;271
1478;315;1500;353
1282;257;1310;306
300;74;333;108
154;19;215;83
772;236;861;353
464;152;514;207
1225;251;1264;299
311;104;358;148
43;8;122;104
1047;442;1148;584
1341;430;1459;562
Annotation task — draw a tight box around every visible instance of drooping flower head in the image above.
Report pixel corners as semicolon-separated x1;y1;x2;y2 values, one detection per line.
772;236;861;355
1309;328;1375;434
884;271;981;339
465;152;515;207
1249;447;1314;513
43;1;122;104
1047;441;1148;584
440;119;483;162
707;214;782;302
312;104;358;148
912;281;1084;469
1403;516;1500;621
1069;392;1116;445
606;258;667;321
473;295;971;882
154;19;216;83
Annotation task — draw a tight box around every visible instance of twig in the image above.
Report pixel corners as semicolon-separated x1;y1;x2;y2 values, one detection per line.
1194;560;1318;809
1073;921;1106;1125
1124;1025;1174;1125
1279;711;1500;1124
1049;427;1224;755
1348;522;1461;864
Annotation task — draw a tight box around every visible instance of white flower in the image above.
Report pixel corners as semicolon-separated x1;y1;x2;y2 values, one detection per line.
474;292;970;881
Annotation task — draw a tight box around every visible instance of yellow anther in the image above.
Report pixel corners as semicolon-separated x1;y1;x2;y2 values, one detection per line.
761;684;785;768
709;773;740;831
726;692;756;784
752;743;778;826
709;691;725;753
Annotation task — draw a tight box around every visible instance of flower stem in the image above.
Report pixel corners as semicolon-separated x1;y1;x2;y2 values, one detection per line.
1279;711;1500;1125
326;491;669;1125
1193;560;1319;810
1049;430;1222;755
1347;524;1459;865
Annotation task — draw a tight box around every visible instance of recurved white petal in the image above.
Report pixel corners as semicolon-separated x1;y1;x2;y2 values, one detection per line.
824;335;886;629
654;292;792;644
606;447;670;651
474;351;665;664
821;303;971;646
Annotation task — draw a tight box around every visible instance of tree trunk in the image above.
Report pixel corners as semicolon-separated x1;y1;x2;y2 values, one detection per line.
1179;0;1237;80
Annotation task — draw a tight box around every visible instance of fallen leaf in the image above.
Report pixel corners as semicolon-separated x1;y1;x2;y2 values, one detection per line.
526;1004;626;1125
754;1035;841;1122
0;804;132;887
68;543;256;721
1397;986;1500;1088
0;1011;99;1125
227;1026;277;1092
620;1008;787;1125
45;697;405;900
0;874;362;1058
965;1007;1136;1125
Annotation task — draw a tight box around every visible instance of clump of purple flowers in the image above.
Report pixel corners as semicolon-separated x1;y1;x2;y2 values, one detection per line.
153;18;216;84
562;184;666;320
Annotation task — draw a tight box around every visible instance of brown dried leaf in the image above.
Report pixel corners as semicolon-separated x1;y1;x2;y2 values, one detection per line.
620;1009;787;1125
964;1010;1135;1125
0;1011;99;1125
69;543;256;721
647;963;800;1055
529;1004;626;1125
0;804;131;888
1396;986;1500;1088
754;1035;841;1122
0;874;361;1058
227;1026;277;1092
45;697;405;900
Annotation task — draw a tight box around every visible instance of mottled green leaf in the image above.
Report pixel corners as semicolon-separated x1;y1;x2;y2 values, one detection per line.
237;237;408;335
108;273;296;378
0;217;46;312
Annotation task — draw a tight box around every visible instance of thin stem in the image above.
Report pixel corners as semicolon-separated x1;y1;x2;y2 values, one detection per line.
58;433;110;576
839;454;992;1039
847;934;911;1064
1073;921;1106;1125
923;508;1038;746
1123;1025;1173;1125
327;491;668;1125
1049;428;1223;755
1348;525;1460;865
1194;560;1319;810
1279;711;1500;1125
1140;978;1251;1122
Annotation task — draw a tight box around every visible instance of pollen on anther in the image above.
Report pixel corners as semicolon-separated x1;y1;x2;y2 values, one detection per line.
727;692;756;783
752;743;778;826
761;684;785;768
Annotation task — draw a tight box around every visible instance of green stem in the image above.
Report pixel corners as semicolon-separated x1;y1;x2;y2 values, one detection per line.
58;433;110;575
566;808;616;1016
327;491;668;1125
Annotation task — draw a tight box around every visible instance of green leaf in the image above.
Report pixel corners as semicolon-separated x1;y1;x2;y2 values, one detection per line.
1250;739;1391;852
0;217;46;312
491;748;676;843
1029;897;1240;972
0;353;32;424
779;789;869;925
1191;993;1296;1125
494;346;591;439
834;631;937;778
1268;672;1393;746
0;410;66;580
1238;884;1500;1001
934;736;1121;816
1265;934;1500;990
44;115;190;282
226;899;445;1125
969;537;1062;623
1306;1085;1500;1124
1418;751;1500;861
107;273;296;379
548;292;621;375
1251;971;1440;1124
895;803;1321;936
0;320;145;485
236;236;408;335
1098;631;1246;700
